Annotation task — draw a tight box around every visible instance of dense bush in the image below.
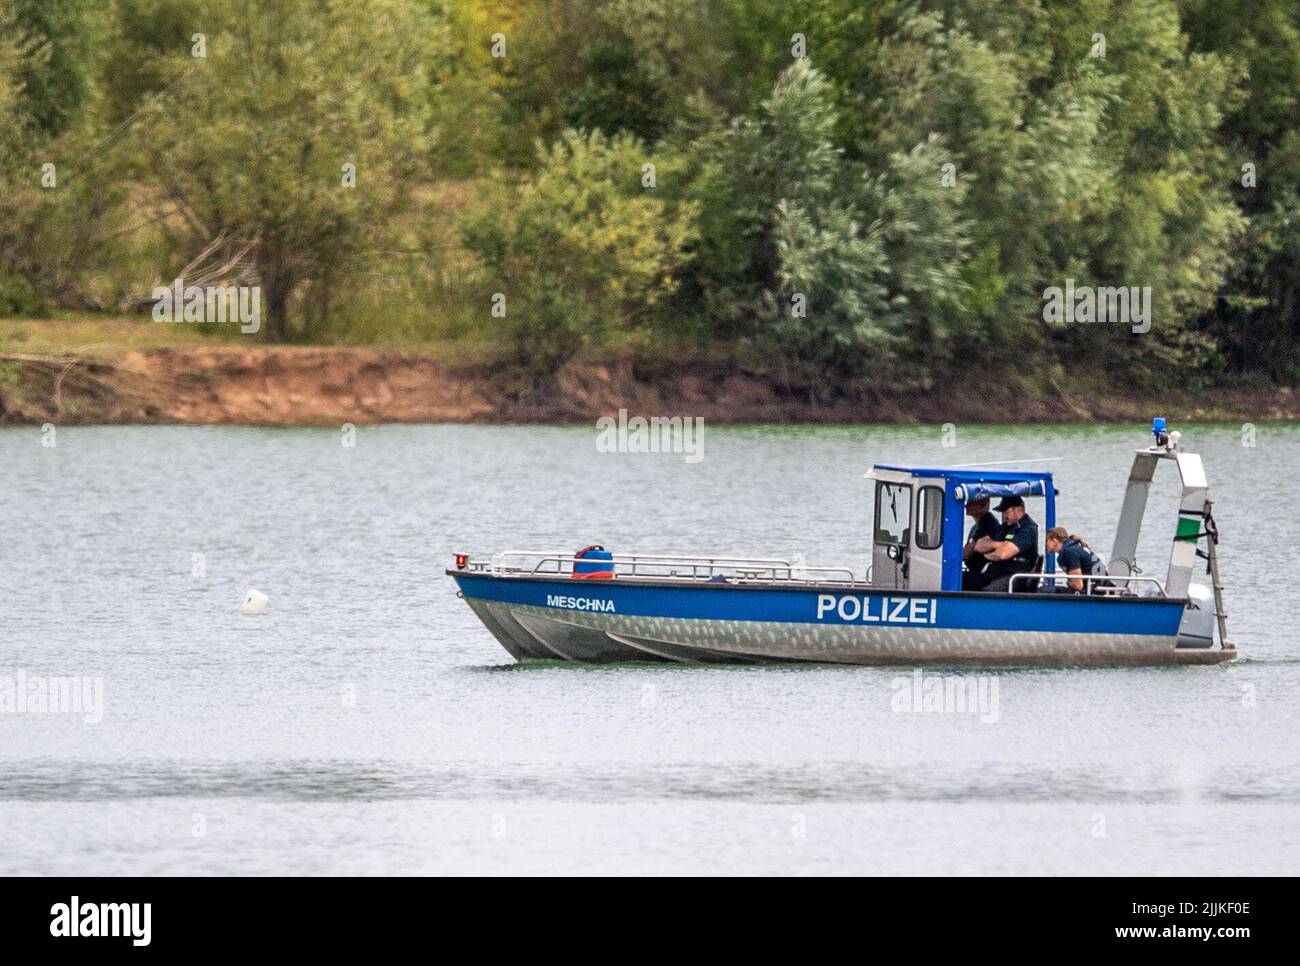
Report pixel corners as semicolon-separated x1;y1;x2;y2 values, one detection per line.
461;129;697;376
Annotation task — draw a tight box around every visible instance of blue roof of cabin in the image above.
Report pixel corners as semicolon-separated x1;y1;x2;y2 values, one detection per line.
873;464;1054;484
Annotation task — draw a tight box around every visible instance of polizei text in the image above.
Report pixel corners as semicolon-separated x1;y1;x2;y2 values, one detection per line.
816;594;938;624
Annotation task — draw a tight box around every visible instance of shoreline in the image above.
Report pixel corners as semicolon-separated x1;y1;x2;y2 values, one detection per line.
1;345;1296;426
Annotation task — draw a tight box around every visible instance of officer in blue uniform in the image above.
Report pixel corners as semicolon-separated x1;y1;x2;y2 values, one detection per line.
1045;527;1100;593
969;495;1039;592
961;496;1000;590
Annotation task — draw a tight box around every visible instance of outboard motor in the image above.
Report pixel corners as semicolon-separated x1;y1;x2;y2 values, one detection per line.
1178;583;1216;648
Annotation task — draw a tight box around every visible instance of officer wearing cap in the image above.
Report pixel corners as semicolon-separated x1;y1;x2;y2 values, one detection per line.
968;495;1039;592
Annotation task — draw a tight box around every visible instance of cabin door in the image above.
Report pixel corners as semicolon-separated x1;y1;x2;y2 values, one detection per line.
872;480;913;590
908;480;946;591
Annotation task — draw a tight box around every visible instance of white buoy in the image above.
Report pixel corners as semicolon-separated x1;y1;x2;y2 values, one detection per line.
240;589;269;616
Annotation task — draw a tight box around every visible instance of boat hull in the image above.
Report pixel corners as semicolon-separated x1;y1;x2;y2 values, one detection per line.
451;573;1235;667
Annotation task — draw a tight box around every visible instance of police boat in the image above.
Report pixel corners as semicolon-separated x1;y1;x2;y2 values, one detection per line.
449;420;1236;666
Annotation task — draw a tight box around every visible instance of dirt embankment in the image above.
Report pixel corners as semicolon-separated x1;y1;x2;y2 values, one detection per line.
0;346;1297;425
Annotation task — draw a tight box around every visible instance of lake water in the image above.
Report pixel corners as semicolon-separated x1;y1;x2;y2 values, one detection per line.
1;422;1296;875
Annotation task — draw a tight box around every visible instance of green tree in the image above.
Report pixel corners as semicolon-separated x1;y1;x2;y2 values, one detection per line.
461;128;698;377
9;0;102;138
0;0;34;161
666;59;851;343
865;133;972;378
766;200;890;394
755;60;891;390
862;3;1243;382
1183;0;1300;378
127;0;449;340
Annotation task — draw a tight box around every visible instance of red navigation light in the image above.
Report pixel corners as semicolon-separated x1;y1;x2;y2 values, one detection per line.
455;553;468;569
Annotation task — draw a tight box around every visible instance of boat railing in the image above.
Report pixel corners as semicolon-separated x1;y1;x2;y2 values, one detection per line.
482;550;861;585
1009;572;1168;597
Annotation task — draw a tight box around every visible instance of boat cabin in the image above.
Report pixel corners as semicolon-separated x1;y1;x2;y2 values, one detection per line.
866;464;1057;592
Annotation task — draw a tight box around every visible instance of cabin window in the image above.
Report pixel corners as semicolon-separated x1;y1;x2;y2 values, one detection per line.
874;481;912;547
916;486;944;550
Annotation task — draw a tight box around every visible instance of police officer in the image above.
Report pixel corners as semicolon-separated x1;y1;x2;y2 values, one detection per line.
1045;527;1100;593
961;496;1000;590
969;495;1039;592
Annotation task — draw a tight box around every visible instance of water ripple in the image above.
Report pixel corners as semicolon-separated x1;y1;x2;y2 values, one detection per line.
2;758;1292;804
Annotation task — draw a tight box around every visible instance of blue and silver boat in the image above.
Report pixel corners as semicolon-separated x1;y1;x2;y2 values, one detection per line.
449;420;1236;666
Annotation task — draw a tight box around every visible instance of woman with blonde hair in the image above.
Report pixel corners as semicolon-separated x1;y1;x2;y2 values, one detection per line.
1045;527;1101;594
